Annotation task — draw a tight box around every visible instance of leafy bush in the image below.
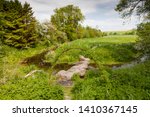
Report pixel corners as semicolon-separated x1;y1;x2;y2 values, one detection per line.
0;42;5;79
72;60;150;100
0;72;64;100
111;43;137;62
82;26;102;38
136;22;150;56
36;22;68;46
124;30;136;35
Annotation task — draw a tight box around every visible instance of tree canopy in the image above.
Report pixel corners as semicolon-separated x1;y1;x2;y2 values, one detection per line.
0;0;37;48
51;5;85;41
116;0;150;57
115;0;150;19
0;2;102;48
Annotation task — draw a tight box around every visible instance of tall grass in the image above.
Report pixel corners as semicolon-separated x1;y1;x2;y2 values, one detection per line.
46;35;138;65
0;35;144;100
72;60;150;100
0;45;64;100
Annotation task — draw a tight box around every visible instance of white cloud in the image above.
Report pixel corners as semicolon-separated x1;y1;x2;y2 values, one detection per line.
19;0;138;31
83;17;138;31
20;0;116;18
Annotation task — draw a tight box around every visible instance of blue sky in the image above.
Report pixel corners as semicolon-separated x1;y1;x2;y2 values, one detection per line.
20;0;140;31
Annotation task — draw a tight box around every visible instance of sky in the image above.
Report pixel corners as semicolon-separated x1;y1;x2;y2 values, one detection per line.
20;0;140;31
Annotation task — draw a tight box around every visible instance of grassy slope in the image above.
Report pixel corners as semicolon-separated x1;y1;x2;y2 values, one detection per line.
0;45;64;100
1;45;47;80
1;35;146;100
72;60;150;100
66;36;150;100
51;35;138;65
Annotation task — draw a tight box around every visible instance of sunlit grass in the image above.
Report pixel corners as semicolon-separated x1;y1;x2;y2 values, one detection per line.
1;35;138;81
51;35;138;64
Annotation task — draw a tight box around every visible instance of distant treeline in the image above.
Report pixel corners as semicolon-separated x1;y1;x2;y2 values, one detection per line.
0;0;103;49
103;29;136;36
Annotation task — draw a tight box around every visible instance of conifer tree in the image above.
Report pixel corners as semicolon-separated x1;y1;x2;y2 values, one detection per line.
0;0;37;48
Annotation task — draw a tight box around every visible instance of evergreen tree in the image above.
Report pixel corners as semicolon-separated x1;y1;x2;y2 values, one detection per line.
20;2;37;48
0;0;37;48
0;0;6;42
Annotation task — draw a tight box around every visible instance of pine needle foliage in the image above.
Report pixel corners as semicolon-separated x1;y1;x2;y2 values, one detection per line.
0;0;37;49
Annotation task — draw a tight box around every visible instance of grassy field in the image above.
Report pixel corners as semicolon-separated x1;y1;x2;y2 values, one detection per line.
1;35;150;100
51;35;138;65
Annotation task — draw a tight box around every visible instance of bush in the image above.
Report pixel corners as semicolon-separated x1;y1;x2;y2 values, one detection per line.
36;22;68;45
136;22;150;56
82;26;102;38
0;42;5;79
124;30;136;35
0;72;64;100
112;44;137;62
72;60;150;100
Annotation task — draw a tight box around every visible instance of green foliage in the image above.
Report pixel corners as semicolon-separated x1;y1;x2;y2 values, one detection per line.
0;72;64;100
1;34;148;100
48;35;138;65
102;32;107;36
0;41;4;79
116;0;150;57
0;44;48;82
124;30;136;35
51;5;85;41
36;21;68;46
72;60;150;100
0;41;4;58
106;30;136;36
136;22;150;56
0;0;38;48
115;0;150;19
82;26;102;38
0;40;65;100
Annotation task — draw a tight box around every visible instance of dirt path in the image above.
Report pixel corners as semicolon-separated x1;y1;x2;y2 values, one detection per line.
64;86;72;100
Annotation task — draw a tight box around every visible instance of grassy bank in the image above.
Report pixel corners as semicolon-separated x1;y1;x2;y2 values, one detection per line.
1;35;149;100
49;35;138;65
72;60;150;100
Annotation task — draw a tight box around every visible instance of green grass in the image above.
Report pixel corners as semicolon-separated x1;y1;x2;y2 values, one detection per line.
72;60;150;100
105;30;136;36
47;35;138;65
1;45;47;80
1;35;148;100
100;35;137;43
79;35;137;43
0;45;64;100
0;72;64;100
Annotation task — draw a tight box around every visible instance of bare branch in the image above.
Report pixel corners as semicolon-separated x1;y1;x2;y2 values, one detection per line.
24;70;42;78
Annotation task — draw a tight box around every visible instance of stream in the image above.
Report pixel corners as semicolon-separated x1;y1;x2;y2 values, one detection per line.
112;55;149;70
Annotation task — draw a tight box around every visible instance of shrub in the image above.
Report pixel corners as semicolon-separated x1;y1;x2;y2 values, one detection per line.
0;42;5;79
136;22;150;56
72;60;150;100
0;72;64;100
36;22;68;45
